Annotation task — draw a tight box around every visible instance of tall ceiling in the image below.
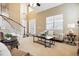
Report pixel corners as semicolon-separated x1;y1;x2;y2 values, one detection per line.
30;3;63;13
0;3;63;13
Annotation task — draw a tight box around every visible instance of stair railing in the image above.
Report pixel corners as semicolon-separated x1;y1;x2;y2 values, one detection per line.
0;14;26;37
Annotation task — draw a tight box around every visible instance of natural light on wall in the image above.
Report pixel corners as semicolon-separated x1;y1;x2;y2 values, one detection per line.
67;23;75;29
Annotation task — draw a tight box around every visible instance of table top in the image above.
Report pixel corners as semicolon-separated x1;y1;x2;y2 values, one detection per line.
2;39;17;43
45;36;53;39
32;34;56;39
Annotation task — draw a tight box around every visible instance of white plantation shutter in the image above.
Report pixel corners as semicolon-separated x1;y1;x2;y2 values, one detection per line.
46;14;63;40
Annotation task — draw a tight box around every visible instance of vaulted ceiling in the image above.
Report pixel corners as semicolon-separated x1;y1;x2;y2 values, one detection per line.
0;3;63;13
30;3;63;13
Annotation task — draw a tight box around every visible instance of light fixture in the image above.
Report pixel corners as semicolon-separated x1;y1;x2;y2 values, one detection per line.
37;3;40;6
28;3;40;7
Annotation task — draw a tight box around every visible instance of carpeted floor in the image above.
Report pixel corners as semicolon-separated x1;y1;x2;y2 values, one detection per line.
18;37;78;56
11;48;31;56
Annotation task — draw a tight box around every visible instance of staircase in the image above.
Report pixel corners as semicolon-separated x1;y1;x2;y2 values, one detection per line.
0;14;26;38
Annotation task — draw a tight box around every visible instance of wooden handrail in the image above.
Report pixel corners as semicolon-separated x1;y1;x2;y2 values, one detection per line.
1;15;16;31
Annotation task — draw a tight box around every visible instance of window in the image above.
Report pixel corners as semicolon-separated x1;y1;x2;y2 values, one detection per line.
0;6;9;30
46;14;63;40
46;16;53;31
29;19;36;34
54;14;63;31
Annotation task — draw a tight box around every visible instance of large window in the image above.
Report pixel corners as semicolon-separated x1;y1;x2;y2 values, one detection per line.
29;19;36;34
46;14;63;40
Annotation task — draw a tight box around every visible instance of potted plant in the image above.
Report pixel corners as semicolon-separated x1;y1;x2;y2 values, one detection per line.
5;33;12;40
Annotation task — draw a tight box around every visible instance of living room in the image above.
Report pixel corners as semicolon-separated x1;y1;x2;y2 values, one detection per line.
0;3;79;56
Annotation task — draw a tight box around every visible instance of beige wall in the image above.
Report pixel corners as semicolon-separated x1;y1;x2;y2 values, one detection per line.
28;3;79;35
8;3;21;34
8;3;20;23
